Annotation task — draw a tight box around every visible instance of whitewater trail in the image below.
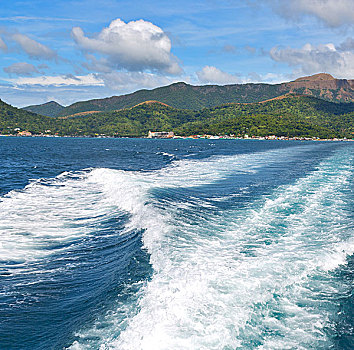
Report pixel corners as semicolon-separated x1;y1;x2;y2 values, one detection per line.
0;144;352;349
98;148;352;350
62;145;354;350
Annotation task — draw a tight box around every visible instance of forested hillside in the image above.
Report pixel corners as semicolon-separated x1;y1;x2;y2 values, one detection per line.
23;101;64;117
22;73;354;117
0;99;56;134
3;95;354;138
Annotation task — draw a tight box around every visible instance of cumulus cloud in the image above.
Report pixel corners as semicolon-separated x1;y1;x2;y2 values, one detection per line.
72;18;182;75
270;41;354;78
196;66;241;84
3;62;39;76
82;54;114;73
1;72;188;107
5;73;104;87
99;71;176;91
243;72;288;84
11;33;57;60
0;36;7;51
0;82;110;108
337;37;354;51
265;0;354;27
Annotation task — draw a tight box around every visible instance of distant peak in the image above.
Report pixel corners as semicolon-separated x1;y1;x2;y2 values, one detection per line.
294;73;335;82
44;101;61;105
26;100;64;108
169;81;190;88
171;81;188;85
131;100;172;108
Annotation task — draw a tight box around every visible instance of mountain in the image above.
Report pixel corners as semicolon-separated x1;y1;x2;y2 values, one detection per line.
50;73;354;117
2;95;353;138
0;99;56;134
57;82;282;117
175;94;354;138
22;101;65;117
281;73;354;102
57;95;354;138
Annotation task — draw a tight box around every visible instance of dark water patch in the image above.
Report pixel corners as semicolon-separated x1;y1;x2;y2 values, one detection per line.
0;137;323;195
331;255;354;350
151;142;340;218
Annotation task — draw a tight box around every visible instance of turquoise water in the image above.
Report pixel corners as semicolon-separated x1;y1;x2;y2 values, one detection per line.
0;138;353;349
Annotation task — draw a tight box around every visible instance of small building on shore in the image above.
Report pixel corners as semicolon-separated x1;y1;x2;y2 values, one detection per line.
147;131;174;138
17;131;32;136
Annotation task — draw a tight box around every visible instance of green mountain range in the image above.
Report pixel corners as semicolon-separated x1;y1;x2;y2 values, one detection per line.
3;94;354;139
23;101;65;118
0;99;55;133
22;73;354;118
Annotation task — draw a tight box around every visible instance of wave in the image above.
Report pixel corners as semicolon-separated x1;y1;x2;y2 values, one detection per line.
104;147;352;350
1;143;352;349
63;144;352;349
0;167;152;348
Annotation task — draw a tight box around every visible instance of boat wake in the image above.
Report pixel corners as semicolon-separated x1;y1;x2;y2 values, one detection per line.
0;144;352;349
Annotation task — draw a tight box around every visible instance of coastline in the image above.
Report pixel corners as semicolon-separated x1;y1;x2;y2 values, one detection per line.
0;134;352;141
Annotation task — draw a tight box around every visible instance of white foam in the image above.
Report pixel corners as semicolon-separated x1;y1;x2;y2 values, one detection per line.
2;144;352;349
0;170;140;265
101;146;353;350
157;151;174;157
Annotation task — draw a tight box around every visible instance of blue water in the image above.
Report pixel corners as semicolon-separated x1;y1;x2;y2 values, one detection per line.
0;137;353;350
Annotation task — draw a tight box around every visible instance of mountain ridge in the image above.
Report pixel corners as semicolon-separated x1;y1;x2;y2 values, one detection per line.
3;95;354;138
22;73;354;117
23;101;65;118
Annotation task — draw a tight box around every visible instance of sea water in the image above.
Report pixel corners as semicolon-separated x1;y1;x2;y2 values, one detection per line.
0;137;353;350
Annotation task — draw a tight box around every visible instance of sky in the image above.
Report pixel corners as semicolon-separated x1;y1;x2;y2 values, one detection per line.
0;0;353;107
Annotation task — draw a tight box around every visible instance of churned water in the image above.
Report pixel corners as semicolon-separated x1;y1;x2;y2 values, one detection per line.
0;137;353;350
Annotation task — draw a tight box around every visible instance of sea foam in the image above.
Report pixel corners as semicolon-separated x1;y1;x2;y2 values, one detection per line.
68;145;353;349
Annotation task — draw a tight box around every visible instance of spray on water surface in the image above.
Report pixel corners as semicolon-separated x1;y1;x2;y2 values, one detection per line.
0;138;353;349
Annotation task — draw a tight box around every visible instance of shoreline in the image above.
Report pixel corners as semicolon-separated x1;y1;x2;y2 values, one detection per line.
0;134;352;142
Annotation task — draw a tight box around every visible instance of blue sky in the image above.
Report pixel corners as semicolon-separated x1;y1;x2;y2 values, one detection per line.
0;0;353;107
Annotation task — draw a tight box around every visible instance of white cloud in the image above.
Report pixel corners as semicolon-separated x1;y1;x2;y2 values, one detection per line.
0;36;7;51
72;18;182;75
338;37;354;51
98;71;181;92
11;33;57;60
270;41;354;78
82;54;114;73
0;72;189;108
196;66;241;84
0;82;110;108
243;72;289;84
5;73;104;87
3;62;39;76
266;0;354;27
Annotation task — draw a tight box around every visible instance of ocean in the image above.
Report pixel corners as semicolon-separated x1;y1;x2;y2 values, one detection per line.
0;137;353;350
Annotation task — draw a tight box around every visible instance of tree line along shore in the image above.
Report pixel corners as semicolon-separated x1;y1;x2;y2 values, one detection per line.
1;94;353;140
